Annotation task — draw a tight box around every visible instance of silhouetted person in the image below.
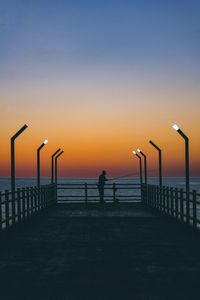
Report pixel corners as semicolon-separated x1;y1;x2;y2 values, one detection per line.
98;170;108;203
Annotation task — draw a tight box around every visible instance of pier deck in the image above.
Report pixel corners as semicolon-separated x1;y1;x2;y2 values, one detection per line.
0;203;200;299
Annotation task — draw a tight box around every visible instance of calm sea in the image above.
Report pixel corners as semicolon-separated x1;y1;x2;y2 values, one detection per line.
0;177;200;192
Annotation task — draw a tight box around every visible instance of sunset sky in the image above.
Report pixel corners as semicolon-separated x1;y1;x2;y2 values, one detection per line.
1;0;200;178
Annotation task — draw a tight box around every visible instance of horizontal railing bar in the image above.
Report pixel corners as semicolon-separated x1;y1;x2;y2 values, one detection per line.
57;183;140;186
57;195;141;199
57;187;140;190
57;199;141;202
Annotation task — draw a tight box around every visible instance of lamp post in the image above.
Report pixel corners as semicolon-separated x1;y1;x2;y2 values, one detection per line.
37;139;48;189
51;148;61;184
137;148;147;184
172;124;190;222
132;151;143;186
11;124;28;194
55;150;64;187
149;140;162;188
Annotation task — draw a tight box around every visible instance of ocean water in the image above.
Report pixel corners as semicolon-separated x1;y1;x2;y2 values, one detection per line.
0;177;200;192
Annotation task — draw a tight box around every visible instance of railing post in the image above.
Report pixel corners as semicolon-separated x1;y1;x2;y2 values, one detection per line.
148;185;150;206
156;185;159;210
156;185;160;210
154;185;157;208
159;186;162;211
186;191;190;225
5;190;9;229
27;187;30;218
85;183;88;206
44;185;47;208
175;188;178;220
141;184;145;204
12;190;16;225
162;186;166;213
22;188;26;219
146;185;148;205
40;186;43;209
150;185;152;207
141;184;143;203
54;184;57;203
55;181;58;202
113;183;116;204
53;184;56;203
38;186;41;210
34;186;37;212
48;185;51;205
166;187;169;215
170;187;174;217
30;187;34;215
46;185;49;206
17;188;21;222
180;189;184;222
0;192;2;231
47;185;49;206
37;186;40;211
43;186;45;208
192;190;197;228
144;184;147;204
152;185;155;208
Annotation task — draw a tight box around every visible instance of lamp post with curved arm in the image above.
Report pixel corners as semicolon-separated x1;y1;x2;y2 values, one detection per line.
11;124;28;194
51;148;61;184
55;150;64;187
137;148;147;184
55;151;64;201
37;139;48;189
132;151;143;186
172;123;190;222
149;140;162;188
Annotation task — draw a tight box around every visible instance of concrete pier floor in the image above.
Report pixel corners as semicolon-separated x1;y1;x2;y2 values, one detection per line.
0;203;200;299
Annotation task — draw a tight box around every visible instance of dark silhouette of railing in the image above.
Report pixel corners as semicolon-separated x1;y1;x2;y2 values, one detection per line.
0;184;56;231
57;183;141;203
142;184;200;229
2;181;200;233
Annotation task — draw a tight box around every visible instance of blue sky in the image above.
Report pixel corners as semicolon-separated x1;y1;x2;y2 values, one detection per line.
1;0;200;81
0;0;200;177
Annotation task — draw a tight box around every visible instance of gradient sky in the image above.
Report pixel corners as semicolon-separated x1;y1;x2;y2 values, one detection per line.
0;0;200;178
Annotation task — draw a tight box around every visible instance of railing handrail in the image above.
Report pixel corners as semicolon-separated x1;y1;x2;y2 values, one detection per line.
57;183;141;186
0;183;56;232
141;183;200;230
57;182;141;203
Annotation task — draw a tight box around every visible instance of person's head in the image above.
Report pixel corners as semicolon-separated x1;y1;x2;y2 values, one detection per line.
102;170;106;175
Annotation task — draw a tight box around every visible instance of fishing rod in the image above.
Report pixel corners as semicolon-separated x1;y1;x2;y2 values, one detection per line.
108;173;137;181
108;169;157;181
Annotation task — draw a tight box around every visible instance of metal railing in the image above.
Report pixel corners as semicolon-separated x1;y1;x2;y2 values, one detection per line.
0;184;56;231
57;183;141;203
142;184;200;229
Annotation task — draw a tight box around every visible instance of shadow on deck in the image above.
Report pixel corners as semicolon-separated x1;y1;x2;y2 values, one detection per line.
0;203;200;300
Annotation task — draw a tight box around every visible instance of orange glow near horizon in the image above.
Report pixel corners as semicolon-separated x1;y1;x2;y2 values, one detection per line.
1;77;200;179
1;1;200;179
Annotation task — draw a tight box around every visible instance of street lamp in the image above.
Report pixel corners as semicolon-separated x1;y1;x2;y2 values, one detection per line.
149;140;162;188
137;148;147;184
11;124;28;194
37;139;48;188
132;151;143;186
51;148;61;184
55;150;64;187
172;123;190;221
